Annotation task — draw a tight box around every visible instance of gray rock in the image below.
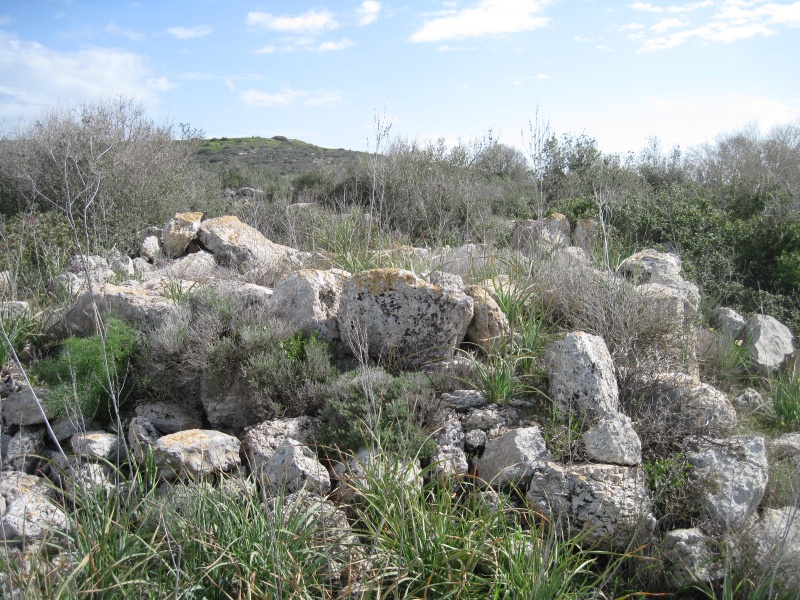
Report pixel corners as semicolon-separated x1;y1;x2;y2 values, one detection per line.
430;444;469;480
69;431;123;461
661;527;723;590
263;438;330;496
710;307;747;340
464;429;487;452
3;428;44;473
140;235;161;262
109;253;135;277
769;432;800;460
51;415;89;443
273;268;351;340
512;215;571;254
197;215;302;270
1;386;53;426
162;212;203;258
441;389;488;413
0;472;69;547
242;416;315;474
732;388;766;414
545;331;619;418
337;269;473;367
742;314;795;375
750;507;800;593
152;429;241;480
465;285;511;354
436;243;494;276
686;435;768;529
52;456;117;495
582;412;642;466
573;218;599;253
651;376;737;438
463;405;518;432
617;249;683;287
159;251;217;278
135;402;202;434
477;426;552;487
127;416;161;465
526;462;656;550
434;411;465;448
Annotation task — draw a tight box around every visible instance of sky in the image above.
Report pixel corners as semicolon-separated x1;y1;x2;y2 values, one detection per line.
1;0;799;155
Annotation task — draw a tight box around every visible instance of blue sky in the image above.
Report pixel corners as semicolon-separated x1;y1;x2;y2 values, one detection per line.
1;0;798;154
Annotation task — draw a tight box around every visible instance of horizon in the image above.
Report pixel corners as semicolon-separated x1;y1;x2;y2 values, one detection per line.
1;1;799;156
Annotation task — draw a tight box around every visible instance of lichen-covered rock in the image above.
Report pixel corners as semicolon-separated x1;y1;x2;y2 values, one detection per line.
430;444;469;480
526;462;656;550
3;428;44;473
69;431;124;461
742;314;795;375
152;429;241;480
661;527;722;590
242;416;315;472
750;507;800;593
0;472;69;547
162;212;203;258
1;386;53;426
263;438;330;496
545;331;619;418
617;249;683;287
64;282;180;336
465;285;510;354
512;214;571;253
651;376;737;438
435;410;465;448
273;269;350;340
337;268;473;367
477;426;552;487
582;412;642;466
135;402;203;435
463;405;518;432
197;215;302;269
686;435;768;529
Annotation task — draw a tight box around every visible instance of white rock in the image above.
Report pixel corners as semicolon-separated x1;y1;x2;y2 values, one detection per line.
477;426;551;487
617;249;683;287
152;429;241;480
69;431;123;461
263;438;330;496
661;527;723;590
141;235;161;262
159;251;217;278
273;269;351;340
545;331;619;418
526;462;656;550
686;435;768;529
0;473;69;547
198;215;302;270
651;377;737;438
437;243;494;276
750;507;800;592
242;416;315;474
742;314;795;375
334;448;422;503
162;212;203;258
709;307;746;340
582;412;642;466
3;428;44;473
337;268;473;367
430;444;469;480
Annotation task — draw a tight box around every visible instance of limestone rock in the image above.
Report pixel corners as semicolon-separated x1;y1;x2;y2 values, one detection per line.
242;416;315;473
152;429;241;480
526;462;656;550
430;444;469;480
435;411;466;448
197;215;302;269
206;280;274;311
141;235;161;262
661;527;722;590
109;253;135;277
135;402;202;434
162;212;203;258
618;249;683;287
512;214;571;254
582;412;642;466
337;269;473;367
769;432;800;460
273;269;350;340
441;389;488;413
742;314;795;375
686;435;768;529
750;507;800;592
263;438;330;496
465;285;511;354
159;251;217;278
0;472;69;547
1;386;53;426
573;218;599;253
437;243;493;276
477;426;551;487
465;429;487;453
651;377;737;438
69;431;123;461
3;428;44;473
709;307;747;341
463;405;518;432
545;331;619;418
127;416;161;465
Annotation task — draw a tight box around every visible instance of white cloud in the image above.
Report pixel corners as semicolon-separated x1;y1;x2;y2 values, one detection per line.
513;73;550;84
105;21;145;41
574;35;591;41
317;38;354;51
0;15;12;26
0;32;169;117
357;1;382;25
167;25;212;39
410;0;550;42
246;10;338;33
305;91;343;106
621;22;646;29
230;82;343;108
255;45;277;54
631;1;713;13
759;1;800;25
651;17;689;31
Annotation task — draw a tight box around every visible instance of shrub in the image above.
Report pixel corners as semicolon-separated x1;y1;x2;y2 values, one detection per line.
33;317;138;423
313;367;440;459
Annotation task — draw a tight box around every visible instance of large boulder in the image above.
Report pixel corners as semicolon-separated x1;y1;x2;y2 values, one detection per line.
162;212;203;258
617;249;683;287
685;435;768;529
545;331;619;418
197;215;302;270
742;314;795;375
273;269;351;340
650;376;737;438
152;429;241;480
337;269;473;367
526;462;656;550
476;426;552;487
